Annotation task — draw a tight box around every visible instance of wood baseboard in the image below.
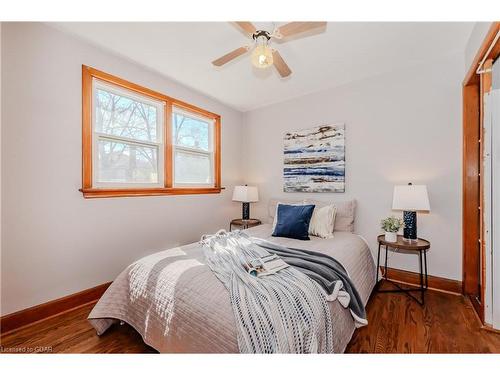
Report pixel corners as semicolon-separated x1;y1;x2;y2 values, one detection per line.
380;266;462;295
0;282;111;335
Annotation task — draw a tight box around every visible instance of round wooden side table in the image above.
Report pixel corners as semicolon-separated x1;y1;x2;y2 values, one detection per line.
229;218;262;232
376;234;430;305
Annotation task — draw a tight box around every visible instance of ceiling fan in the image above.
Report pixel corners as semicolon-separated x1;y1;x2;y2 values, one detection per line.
212;22;327;78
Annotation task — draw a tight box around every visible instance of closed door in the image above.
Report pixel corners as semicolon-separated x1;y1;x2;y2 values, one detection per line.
484;57;500;329
492;57;500;329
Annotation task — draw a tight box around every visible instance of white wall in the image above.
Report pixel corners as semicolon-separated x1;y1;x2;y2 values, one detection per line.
242;52;464;281
0;23;244;315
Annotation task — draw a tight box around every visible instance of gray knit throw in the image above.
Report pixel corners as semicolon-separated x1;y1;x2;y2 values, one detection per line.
201;230;333;353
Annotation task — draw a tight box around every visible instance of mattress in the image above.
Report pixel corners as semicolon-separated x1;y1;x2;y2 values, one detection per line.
88;224;376;353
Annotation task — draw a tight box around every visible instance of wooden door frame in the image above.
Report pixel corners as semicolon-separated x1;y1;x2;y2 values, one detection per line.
463;22;500;322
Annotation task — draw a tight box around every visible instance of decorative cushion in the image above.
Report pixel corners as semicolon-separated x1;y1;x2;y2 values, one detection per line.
272;204;315;240
271;200;307;229
308;204;337;239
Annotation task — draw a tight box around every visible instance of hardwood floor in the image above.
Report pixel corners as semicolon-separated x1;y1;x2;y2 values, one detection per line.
1;281;499;353
346;282;500;353
0;303;155;354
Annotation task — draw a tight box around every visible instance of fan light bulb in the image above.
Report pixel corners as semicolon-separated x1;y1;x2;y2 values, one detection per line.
251;38;273;69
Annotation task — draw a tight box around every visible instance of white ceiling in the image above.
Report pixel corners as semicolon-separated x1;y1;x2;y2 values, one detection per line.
52;22;474;112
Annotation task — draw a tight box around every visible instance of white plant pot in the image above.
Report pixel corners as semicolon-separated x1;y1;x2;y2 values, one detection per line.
384;232;398;242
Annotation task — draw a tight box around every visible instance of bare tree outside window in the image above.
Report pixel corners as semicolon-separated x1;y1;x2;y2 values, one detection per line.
94;85;161;184
172;110;213;185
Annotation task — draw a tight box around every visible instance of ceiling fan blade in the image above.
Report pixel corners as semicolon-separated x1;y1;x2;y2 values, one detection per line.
234;22;257;36
274;22;326;38
272;50;292;78
212;46;250;66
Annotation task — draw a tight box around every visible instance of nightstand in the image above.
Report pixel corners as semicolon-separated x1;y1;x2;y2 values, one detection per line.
229;218;262;232
376;234;430;305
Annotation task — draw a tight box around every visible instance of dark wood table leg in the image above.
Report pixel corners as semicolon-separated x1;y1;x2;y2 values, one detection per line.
424;249;428;290
419;250;424;305
376;243;381;290
384;244;389;280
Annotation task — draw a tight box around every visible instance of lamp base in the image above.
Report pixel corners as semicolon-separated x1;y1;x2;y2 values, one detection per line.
242;202;250;220
403;210;417;241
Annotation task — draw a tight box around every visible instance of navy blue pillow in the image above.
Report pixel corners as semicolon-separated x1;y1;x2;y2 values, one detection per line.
272;204;315;240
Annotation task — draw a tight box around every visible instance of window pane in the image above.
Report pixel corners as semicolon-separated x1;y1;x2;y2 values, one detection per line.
95;87;159;143
174;150;211;184
97;139;159;184
172;112;210;151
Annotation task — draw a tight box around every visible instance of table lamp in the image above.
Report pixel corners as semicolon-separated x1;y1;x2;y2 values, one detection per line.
232;185;259;220
392;183;430;242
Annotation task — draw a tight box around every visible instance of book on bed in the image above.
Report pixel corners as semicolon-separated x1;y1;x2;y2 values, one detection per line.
246;254;289;277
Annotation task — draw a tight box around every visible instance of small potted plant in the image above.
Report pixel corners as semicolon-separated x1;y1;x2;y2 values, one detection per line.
381;216;404;242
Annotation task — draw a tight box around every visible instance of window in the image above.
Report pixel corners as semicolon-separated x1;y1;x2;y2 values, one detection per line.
81;66;221;198
93;81;164;187
172;108;214;187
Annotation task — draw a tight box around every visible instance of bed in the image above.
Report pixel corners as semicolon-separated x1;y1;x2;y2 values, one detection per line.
88;199;376;353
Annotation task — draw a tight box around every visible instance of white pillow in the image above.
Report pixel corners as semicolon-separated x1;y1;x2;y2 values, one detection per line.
308;204;337;239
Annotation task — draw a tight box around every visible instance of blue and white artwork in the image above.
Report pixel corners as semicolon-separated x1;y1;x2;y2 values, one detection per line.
283;124;345;193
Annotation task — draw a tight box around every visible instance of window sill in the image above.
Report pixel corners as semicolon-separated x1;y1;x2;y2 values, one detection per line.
80;187;223;199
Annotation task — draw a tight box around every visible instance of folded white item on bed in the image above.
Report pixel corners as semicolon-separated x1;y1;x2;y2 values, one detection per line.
201;230;334;353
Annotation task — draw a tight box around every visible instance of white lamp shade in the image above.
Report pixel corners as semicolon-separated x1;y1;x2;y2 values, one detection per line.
392;184;430;211
232;186;259;203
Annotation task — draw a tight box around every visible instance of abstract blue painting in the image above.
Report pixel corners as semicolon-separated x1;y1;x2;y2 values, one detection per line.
283;124;345;193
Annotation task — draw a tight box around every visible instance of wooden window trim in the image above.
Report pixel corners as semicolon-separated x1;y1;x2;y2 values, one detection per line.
81;65;222;198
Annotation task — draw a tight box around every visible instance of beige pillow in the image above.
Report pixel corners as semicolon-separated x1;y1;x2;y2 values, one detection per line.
303;199;356;233
309;204;337;239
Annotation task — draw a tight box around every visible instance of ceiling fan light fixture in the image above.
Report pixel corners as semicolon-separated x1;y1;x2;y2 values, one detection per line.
251;36;273;69
214;22;326;76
